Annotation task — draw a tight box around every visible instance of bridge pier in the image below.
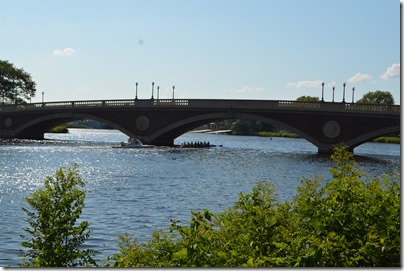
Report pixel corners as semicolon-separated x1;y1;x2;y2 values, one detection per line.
140;137;174;146
317;145;353;155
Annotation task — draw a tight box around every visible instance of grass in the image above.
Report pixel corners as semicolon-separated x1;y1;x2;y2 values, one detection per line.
371;136;400;144
257;132;399;144
256;131;300;138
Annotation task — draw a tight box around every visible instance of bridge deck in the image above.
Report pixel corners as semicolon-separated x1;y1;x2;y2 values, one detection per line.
0;99;400;115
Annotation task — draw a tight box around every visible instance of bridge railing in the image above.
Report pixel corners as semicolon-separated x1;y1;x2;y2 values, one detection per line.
344;103;401;113
278;101;321;109
153;99;189;106
0;99;400;114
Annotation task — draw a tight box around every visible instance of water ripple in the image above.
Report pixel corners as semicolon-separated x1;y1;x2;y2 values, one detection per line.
0;130;399;266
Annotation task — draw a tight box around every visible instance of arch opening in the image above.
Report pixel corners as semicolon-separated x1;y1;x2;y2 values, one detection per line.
14;113;132;140
346;125;400;150
145;112;323;149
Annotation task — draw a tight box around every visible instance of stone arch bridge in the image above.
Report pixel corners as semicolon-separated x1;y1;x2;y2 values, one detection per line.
0;99;400;154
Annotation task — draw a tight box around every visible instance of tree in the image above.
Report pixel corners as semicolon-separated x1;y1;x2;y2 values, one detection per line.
296;96;319;102
356;90;395;105
231;119;260;135
0;59;36;104
20;165;98;267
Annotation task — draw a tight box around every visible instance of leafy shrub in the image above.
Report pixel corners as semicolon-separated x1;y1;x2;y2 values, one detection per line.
109;144;400;267
20;165;98;267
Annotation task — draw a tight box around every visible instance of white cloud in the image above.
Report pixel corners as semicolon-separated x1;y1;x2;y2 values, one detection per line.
380;63;400;80
227;86;265;93
347;73;373;84
52;47;76;57
286;80;323;89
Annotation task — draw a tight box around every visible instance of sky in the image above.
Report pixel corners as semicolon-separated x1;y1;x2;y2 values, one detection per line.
0;0;401;104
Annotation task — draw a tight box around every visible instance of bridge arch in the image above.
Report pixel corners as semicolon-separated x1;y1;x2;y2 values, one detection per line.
14;112;133;139
143;112;234;145
1;99;399;153
144;111;324;150
346;125;400;149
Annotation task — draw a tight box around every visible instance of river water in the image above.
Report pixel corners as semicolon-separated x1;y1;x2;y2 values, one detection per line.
0;128;400;266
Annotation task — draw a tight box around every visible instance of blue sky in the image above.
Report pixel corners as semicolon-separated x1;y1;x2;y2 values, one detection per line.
0;0;400;103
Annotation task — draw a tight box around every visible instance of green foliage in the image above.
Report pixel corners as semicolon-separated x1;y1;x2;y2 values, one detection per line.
257;131;300;138
290;144;400;267
20;165;98;267
0;59;36;104
108;144;400;267
356;90;395;105
48;125;69;133
296;95;320;102
371;136;400;144
231;119;260;135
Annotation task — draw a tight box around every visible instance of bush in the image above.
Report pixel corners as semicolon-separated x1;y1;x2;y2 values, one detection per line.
108;145;400;267
48;125;69;133
20;165;98;267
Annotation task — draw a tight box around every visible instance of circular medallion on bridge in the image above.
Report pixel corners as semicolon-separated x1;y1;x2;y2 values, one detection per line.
136;115;150;131
4;118;12;128
322;120;341;139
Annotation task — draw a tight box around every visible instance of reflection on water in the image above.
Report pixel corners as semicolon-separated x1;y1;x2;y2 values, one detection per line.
0;129;400;266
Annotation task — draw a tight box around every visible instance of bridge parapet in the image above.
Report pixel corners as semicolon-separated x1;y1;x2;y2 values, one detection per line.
278;101;321;109
0;99;400;115
153;99;189;106
344;103;400;113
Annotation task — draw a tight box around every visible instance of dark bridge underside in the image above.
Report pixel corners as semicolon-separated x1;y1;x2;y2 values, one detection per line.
0;99;400;154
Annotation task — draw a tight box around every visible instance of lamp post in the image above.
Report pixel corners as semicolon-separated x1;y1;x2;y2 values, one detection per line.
151;82;154;99
42;92;44;103
342;82;346;103
321;82;324;102
352;87;355;103
157;86;160;100
135;82;138;100
172;85;175;100
332;86;335;102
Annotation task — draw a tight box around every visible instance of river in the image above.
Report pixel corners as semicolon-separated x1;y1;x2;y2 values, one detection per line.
0;128;400;266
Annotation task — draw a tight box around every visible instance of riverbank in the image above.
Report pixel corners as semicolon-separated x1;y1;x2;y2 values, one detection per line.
48;125;400;145
256;131;400;144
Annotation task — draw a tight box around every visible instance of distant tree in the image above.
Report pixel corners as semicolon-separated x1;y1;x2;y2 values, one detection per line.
258;121;275;132
356;90;395;105
20;165;98;267
296;96;319;102
231;119;260;135
0;60;36;104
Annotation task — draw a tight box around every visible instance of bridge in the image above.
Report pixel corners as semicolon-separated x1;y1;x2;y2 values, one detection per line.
0;99;400;154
